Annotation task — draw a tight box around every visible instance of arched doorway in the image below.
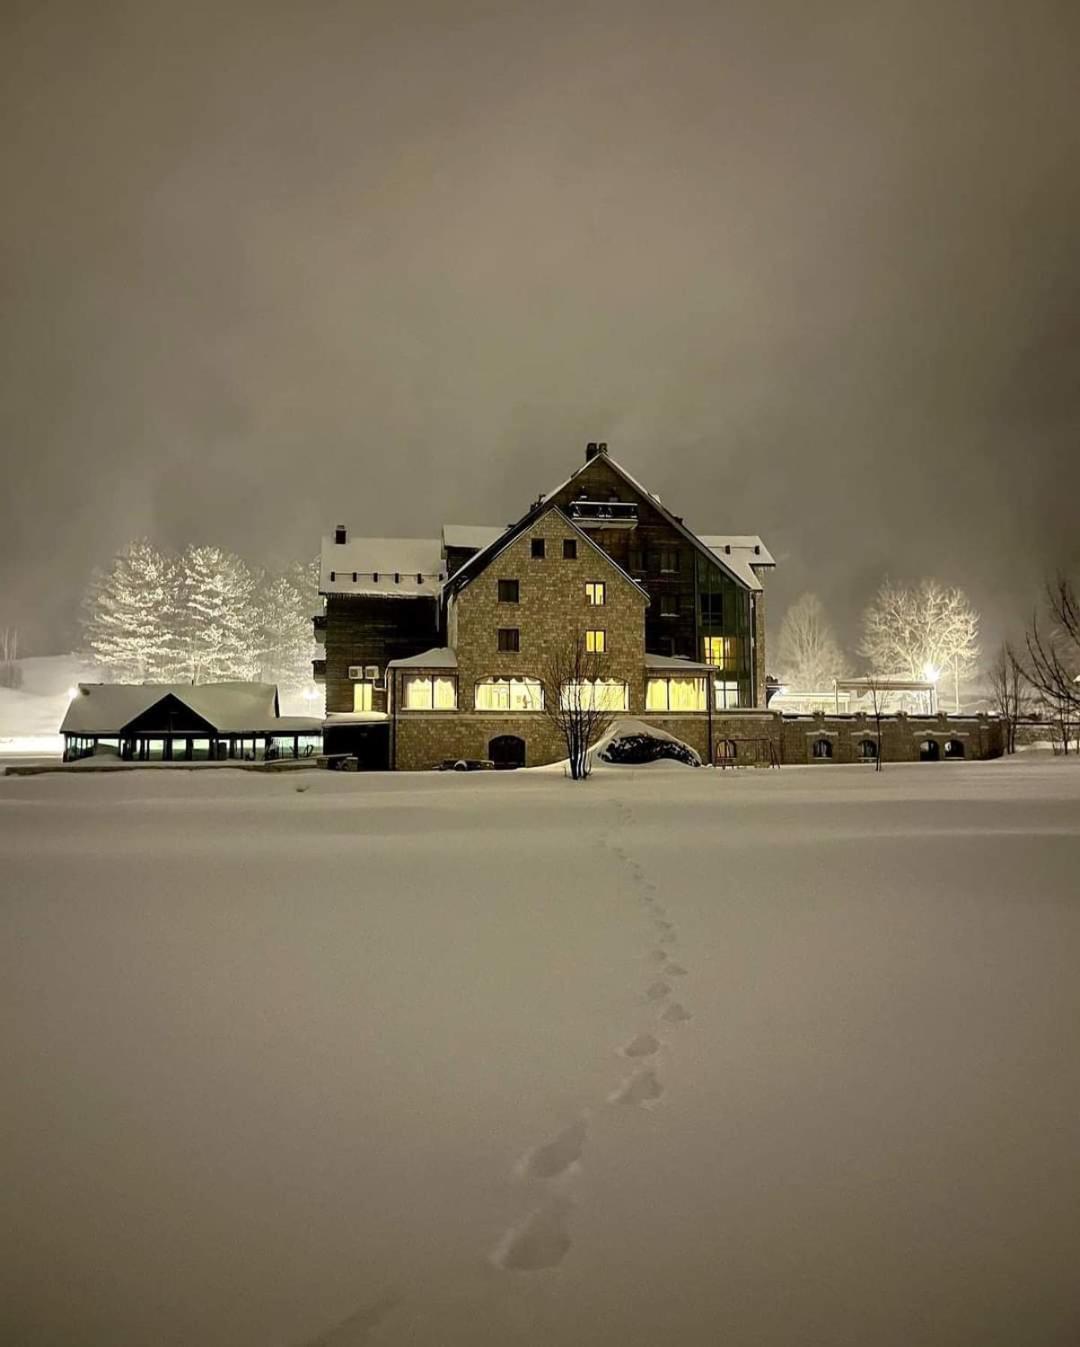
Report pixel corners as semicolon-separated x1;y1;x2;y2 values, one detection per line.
919;739;941;762
857;738;878;762
944;739;965;759
489;734;526;769
811;738;833;760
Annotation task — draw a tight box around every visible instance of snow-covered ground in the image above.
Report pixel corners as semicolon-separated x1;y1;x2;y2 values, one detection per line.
2;759;1079;1346
0;654;95;761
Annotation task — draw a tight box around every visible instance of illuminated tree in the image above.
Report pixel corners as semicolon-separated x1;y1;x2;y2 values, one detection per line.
81;540;183;681
776;593;845;690
860;578;979;711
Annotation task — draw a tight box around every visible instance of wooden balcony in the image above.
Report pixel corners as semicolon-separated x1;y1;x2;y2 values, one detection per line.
567;499;639;529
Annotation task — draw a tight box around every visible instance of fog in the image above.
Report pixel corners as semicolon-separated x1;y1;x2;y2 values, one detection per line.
2;0;1079;655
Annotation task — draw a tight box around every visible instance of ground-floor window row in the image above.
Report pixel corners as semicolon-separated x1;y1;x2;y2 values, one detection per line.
63;734;323;763
397;672;745;713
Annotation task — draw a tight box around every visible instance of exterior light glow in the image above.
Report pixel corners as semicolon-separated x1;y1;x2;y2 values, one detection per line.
922;663;940;683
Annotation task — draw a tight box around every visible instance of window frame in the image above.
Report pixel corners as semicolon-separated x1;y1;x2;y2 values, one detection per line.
585;581;606;606
474;676;545;712
562;538;577;560
713;679;740;709
400;673;458;711
645;675;708;712
497;578;520;604
585;628;606;654
559;679;629;712
497;627;521;653
531;538;546;559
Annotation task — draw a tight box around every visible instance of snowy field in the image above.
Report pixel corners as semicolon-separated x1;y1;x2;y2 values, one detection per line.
2;759;1079;1347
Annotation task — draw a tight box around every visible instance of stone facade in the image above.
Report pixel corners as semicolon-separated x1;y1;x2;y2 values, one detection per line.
393;511;648;770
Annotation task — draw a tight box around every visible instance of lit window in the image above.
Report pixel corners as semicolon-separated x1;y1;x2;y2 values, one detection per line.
585;582;605;606
353;682;373;712
498;627;520;653
714;680;740;708
585;629;606;653
645;677;706;711
531;538;545;559
402;675;457;710
560;679;628;712
703;636;737;669
563;539;577;559
497;579;519;603
474;677;544;711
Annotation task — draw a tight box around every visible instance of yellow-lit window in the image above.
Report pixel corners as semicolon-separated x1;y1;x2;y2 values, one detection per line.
586;582;606;606
474;677;544;711
703;636;737;669
645;677;706;711
353;682;373;712
560;680;628;712
402;675;457;710
585;629;606;653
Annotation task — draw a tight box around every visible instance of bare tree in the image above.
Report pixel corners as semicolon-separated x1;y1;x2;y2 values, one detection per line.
1021;577;1080;754
776;593;845;690
860;577;979;710
986;643;1031;754
863;672;890;772
0;626;20;689
541;634;621;780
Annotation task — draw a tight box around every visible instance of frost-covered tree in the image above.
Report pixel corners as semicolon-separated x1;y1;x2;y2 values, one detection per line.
775;593;845;690
987;643;1031;754
859;578;980;711
81;540;183;681
0;626;20;689
178;545;257;683
253;569;316;691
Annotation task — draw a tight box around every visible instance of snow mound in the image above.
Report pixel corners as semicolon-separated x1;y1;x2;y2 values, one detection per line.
597;718;701;767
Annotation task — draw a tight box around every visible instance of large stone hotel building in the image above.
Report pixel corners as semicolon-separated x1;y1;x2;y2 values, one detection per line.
314;443;1001;769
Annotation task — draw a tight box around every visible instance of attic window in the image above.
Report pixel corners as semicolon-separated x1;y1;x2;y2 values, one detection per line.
563;539;577;559
531;538;545;559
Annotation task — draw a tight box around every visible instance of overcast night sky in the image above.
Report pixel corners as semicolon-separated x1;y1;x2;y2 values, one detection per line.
2;0;1078;657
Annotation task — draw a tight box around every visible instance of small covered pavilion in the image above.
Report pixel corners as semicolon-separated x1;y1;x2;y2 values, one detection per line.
60;683;323;763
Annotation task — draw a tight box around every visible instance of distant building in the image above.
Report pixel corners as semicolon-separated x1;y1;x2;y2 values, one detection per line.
60;682;322;763
314;443;775;768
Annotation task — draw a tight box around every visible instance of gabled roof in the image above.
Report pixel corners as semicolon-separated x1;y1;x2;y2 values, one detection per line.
319;535;444;597
61;682;291;735
543;452;768;592
445;503;649;602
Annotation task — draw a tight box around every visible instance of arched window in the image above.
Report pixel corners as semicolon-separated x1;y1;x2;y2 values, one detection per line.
812;738;833;760
857;738;878;761
474;677;544;711
919;739;941;761
559;679;628;712
944;739;965;759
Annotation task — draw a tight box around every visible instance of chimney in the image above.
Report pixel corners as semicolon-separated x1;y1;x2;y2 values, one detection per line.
585;442;598;461
334;524;347;545
598;442;608;454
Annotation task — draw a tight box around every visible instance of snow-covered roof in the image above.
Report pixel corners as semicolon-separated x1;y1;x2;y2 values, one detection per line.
696;536;774;592
645;653;718;672
322;711;390;724
60;682;303;735
386;647;458;669
320;535;444;597
441;525;506;552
